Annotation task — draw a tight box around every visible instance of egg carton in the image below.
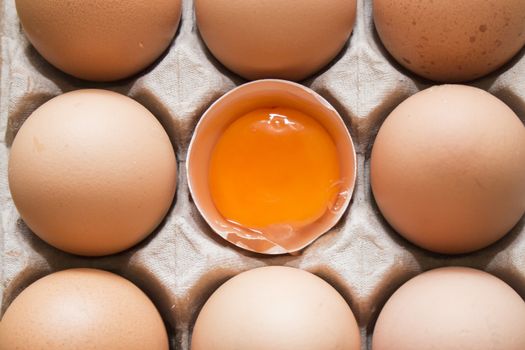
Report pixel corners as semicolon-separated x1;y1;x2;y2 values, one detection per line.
1;0;525;349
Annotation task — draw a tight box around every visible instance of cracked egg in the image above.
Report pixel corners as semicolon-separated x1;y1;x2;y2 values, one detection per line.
187;80;356;254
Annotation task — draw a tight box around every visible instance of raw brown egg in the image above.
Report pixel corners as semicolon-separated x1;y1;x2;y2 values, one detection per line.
8;89;177;256
371;85;525;254
209;107;341;233
191;266;360;350
0;269;168;350
372;267;525;350
187;80;356;254
373;0;525;82
195;0;357;81
15;0;182;81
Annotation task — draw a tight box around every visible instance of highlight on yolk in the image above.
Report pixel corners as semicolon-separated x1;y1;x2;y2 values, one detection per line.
208;107;341;233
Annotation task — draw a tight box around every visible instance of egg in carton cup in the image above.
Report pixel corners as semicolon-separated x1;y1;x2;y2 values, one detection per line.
1;0;525;349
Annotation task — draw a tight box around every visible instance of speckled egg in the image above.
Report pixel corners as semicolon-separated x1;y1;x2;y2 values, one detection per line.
373;0;525;82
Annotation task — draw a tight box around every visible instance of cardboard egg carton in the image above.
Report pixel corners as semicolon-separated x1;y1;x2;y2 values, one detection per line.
1;0;525;348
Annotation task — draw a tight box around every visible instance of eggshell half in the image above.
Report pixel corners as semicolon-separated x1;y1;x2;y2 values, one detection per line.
187;80;356;254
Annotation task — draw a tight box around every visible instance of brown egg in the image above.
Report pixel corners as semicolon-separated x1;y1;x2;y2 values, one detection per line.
373;0;525;82
0;269;169;350
371;85;525;254
372;267;525;350
15;0;182;81
195;0;356;81
191;266;360;350
8;90;177;256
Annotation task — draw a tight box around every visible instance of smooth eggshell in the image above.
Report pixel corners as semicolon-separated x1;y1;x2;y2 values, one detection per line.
8;89;177;256
373;0;525;82
0;269;168;350
195;0;356;81
191;266;360;350
372;267;525;350
371;85;525;254
15;0;182;81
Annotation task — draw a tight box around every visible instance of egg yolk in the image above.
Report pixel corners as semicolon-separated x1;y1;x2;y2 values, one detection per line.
209;107;341;233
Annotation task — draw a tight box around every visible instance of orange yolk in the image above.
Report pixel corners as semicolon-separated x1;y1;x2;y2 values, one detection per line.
209;107;341;232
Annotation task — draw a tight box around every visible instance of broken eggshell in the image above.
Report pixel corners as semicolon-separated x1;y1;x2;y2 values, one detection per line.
187;80;356;254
